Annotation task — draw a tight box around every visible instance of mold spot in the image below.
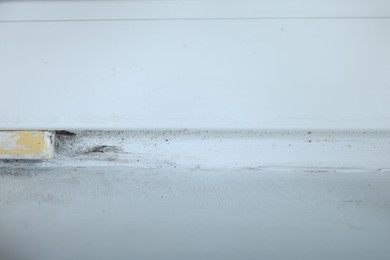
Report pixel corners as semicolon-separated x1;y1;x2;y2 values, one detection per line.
56;131;76;137
86;145;123;154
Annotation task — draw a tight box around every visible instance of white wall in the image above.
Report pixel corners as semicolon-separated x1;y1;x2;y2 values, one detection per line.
1;0;389;130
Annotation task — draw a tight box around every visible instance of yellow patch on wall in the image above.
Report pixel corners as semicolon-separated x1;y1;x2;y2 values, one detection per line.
0;131;55;160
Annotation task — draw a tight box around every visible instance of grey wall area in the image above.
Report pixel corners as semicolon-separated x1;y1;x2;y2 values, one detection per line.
1;130;390;260
1;166;390;260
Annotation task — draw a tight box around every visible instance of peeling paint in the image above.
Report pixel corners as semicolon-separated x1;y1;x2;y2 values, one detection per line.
0;131;55;159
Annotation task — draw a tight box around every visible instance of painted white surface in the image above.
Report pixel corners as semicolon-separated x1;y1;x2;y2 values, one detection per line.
1;166;390;260
1;0;390;130
1;0;390;21
0;132;26;151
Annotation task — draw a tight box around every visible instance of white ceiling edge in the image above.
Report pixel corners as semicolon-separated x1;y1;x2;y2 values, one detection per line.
1;0;390;22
